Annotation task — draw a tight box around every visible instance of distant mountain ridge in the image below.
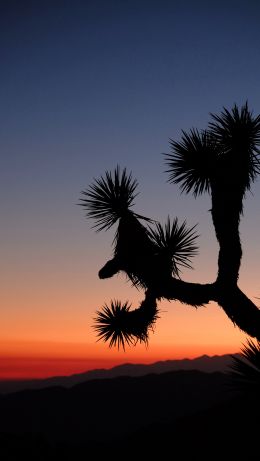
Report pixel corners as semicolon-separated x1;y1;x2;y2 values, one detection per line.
0;353;239;394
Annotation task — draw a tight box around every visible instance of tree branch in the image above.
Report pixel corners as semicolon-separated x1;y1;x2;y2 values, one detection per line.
98;259;260;341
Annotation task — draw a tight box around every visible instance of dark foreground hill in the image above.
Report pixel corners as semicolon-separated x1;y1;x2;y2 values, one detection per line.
0;353;239;394
0;369;258;460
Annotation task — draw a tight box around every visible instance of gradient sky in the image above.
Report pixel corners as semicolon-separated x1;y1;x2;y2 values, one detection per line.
1;0;260;379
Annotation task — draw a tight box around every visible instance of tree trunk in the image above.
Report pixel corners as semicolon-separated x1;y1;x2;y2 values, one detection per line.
210;178;243;287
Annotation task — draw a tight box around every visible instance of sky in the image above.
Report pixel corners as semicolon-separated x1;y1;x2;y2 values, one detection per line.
1;0;260;379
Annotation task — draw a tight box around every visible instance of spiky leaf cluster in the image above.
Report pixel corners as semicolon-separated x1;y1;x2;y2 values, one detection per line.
79;166;138;231
209;103;260;192
166;103;260;197
148;217;198;277
166;129;218;196
229;338;260;392
94;299;159;350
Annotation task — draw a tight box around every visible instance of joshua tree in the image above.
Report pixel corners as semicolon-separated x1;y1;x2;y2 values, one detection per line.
80;103;260;349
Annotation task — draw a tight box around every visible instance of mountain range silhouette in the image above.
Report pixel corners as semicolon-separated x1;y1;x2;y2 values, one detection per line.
0;353;239;394
0;355;259;460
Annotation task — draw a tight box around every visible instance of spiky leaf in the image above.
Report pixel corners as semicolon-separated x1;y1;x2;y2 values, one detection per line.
148;217;198;277
94;298;159;350
165;129;218;196
79;166;138;231
209;103;260;192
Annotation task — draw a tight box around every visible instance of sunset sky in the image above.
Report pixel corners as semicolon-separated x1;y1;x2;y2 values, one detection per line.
1;0;260;379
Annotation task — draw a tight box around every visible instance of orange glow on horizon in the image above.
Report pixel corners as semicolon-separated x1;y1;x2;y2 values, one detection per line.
0;282;251;380
0;338;243;380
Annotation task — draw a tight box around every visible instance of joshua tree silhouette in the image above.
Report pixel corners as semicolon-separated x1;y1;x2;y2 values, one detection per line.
80;103;260;349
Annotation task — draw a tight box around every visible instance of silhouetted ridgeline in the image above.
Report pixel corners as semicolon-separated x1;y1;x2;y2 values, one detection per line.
0;369;258;460
0;353;239;394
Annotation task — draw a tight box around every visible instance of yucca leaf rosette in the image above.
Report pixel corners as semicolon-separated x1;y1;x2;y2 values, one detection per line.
80;166;142;231
165;104;260;201
148;217;198;278
94;295;159;350
165;129;218;196
209;103;260;193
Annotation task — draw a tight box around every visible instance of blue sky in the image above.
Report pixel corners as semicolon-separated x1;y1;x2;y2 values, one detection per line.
1;1;260;371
